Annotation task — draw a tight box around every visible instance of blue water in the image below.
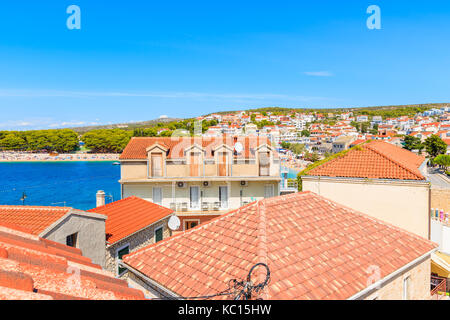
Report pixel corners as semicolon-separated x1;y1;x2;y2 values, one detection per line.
0;162;121;210
281;166;300;179
0;162;296;210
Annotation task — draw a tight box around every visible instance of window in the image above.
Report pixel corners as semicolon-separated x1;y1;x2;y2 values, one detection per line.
66;233;78;247
117;244;130;276
219;186;228;209
155;227;163;243
190;186;200;209
151;153;163;177
264;185;274;198
184;220;199;230
153;187;162;205
403;276;410;300
259;152;270;176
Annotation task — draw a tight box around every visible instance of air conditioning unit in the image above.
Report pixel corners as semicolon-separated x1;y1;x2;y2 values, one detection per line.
203;181;211;187
240;181;248;187
177;181;187;188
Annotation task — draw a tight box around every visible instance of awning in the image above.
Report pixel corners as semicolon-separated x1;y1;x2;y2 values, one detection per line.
431;251;450;278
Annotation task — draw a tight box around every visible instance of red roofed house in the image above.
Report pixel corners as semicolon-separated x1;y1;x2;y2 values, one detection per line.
88;196;174;277
119;136;280;230
0;205;107;267
302;141;430;239
121;192;437;300
0;222;145;300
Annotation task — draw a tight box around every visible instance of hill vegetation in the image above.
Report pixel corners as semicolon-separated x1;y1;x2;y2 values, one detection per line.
0;103;447;153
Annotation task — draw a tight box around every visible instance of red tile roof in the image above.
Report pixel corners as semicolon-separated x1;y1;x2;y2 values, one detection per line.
88;196;173;245
0;206;71;236
123;192;436;300
306;141;426;180
0;223;145;300
120;136;272;160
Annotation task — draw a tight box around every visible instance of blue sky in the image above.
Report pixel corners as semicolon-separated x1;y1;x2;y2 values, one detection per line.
1;1;450;130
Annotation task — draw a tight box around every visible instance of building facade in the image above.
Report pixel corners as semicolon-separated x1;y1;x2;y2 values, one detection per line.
119;136;281;229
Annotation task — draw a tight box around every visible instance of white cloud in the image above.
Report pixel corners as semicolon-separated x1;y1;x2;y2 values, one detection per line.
304;71;334;77
0;89;329;103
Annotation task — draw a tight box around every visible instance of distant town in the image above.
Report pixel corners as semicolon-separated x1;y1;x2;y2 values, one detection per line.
0;103;449;301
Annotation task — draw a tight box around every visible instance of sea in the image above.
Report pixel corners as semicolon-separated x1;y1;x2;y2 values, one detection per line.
0;162;121;210
0;162;298;210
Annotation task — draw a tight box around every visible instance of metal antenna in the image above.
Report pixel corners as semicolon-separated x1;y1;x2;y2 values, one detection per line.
20;192;27;205
105;194;114;204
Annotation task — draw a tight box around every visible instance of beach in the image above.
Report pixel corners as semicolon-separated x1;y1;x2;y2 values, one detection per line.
0;152;120;162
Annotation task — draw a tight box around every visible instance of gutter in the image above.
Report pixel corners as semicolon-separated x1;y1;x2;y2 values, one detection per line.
347;248;436;300
120;261;181;299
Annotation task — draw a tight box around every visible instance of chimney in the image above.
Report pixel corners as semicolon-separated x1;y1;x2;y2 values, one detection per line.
96;190;106;207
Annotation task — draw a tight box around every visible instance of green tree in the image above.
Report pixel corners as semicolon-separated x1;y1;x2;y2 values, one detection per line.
300;129;310;137
434;154;450;171
403;136;424;152
82;129;132;153
280;141;291;149
424;135;447;158
289;143;306;155
0;133;27;150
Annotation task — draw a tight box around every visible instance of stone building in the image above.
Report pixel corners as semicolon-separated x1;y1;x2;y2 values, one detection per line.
0;205;107;266
88;195;174;277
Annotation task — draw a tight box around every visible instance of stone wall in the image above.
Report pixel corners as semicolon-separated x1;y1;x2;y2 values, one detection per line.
363;257;431;300
431;188;450;212
43;213;106;267
105;217;172;276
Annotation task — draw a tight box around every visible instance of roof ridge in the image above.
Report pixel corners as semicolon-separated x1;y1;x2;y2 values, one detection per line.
0;206;71;211
364;142;424;180
87;196;140;212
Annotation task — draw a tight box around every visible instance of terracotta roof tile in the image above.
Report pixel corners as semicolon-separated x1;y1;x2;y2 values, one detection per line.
120;136;272;160
88;196;173;245
123;192;436;300
0;206;71;236
0;223;145;300
307;141;426;180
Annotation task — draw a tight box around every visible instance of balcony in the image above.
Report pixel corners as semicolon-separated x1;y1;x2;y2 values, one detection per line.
431;275;449;300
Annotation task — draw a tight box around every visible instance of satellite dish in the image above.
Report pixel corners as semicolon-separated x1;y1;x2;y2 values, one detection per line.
168;215;181;231
234;142;244;153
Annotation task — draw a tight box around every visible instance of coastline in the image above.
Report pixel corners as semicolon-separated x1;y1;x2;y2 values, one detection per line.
0;152;120;163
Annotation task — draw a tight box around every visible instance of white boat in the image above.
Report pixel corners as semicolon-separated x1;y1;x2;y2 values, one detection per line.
113;162;120;165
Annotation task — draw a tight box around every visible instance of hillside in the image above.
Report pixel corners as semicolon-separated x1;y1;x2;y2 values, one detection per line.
68;102;448;133
70;117;182;134
212;103;448;118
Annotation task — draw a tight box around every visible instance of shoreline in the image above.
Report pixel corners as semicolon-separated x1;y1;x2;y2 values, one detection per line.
0;152;120;163
0;160;119;163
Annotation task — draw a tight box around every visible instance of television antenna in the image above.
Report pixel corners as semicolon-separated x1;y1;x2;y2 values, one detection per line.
20;192;27;205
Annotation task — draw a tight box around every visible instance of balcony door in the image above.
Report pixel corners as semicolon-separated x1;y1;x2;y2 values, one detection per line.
190;186;200;209
151;153;163;177
259;152;270;176
189;152;201;177
219;186;228;209
218;152;228;176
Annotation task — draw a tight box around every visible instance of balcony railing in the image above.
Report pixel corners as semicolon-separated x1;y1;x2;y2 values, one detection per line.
431;276;448;300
